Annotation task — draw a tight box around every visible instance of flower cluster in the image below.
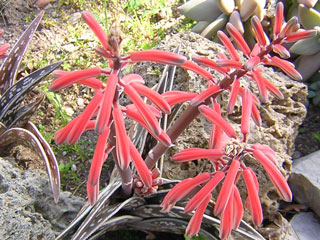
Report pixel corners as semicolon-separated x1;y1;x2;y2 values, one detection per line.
160;2;316;239
51;2;316;239
50;11;208;205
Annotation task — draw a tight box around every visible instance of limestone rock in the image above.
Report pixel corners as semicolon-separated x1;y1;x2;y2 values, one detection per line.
0;157;85;239
290;212;320;239
289;150;320;216
133;32;307;220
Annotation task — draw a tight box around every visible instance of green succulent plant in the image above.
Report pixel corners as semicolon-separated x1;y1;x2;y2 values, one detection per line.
286;0;320;81
178;0;267;39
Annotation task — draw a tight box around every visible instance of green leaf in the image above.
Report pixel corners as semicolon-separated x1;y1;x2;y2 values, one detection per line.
312;132;320;143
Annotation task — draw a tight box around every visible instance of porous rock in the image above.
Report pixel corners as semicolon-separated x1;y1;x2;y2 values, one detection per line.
0;157;85;239
133;32;307;220
289;150;320;216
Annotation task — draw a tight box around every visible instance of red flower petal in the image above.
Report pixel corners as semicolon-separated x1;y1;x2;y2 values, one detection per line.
251;103;262;127
131;82;171;114
162;91;198;106
95;71;118;134
181;60;214;81
82;11;110;51
50;67;101;91
68;92;103;144
121;74;145;85
0;43;10;56
190;85;222;106
161;173;211;212
128;139;152;188
123;83;161;136
243;168;263;225
172;148;223;162
199;105;237;138
214;159;240;216
226;23;251;57
192;55;229;74
113;105;131;170
252;144;278;165
54;115;80;144
220;187;234;240
279;17;298;38
126;103;162;119
227;78;240;114
87;127;110;205
128;50;187;65
272;44;290;59
216;59;243;69
268;56;302;81
264;78;284;99
251;16;266;46
185;171;224;213
273;2;284;37
185;193;211;238
241;89;253;138
253;149;292;202
252;68;268;103
285;29;317;42
217;30;239;61
232;185;243;229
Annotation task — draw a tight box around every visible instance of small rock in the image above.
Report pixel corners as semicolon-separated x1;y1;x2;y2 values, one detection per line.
77;97;85;107
64;106;74;116
289;150;320;216
291;212;320;239
62;43;77;52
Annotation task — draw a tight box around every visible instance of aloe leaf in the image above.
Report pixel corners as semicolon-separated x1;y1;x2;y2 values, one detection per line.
0;126;60;203
178;0;222;22
0;61;63;127
191;21;211;33
200;13;228;38
294;52;320;80
298;4;320;29
0;11;45;94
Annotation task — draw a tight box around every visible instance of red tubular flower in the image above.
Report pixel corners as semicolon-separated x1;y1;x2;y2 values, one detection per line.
243;168;263;225
184;171;224;213
87;127;110;205
192;55;229;74
125;103;162;119
252;144;278;165
232;185;243;229
95;71;118;134
128;50;187;65
227;79;240;114
50;67;101;91
217;30;239;61
185;193;212;238
67;91;103;144
123;83;162;136
272;44;291;59
161;173;211;212
181;60;214;81
162;91;198;106
273;2;284;37
131;82;171;114
216;59;243;69
190;85;222;106
267;56;302;81
214;159;240;216
128;139;152;188
172;148;223;162
279;17;299;38
121;74;145;85
220;187;234;240
251;103;262;127
253;149;292;202
285;29;317;42
264;78;284;99
252;69;268;103
226;23;251;57
54;115;81;144
113;105;131;170
199;105;237;138
0;43;10;58
251;16;266;46
241;89;253;138
82;11;110;51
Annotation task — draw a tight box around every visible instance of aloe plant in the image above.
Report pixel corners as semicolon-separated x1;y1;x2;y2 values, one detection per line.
0;11;62;203
52;3;316;239
178;0;267;41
